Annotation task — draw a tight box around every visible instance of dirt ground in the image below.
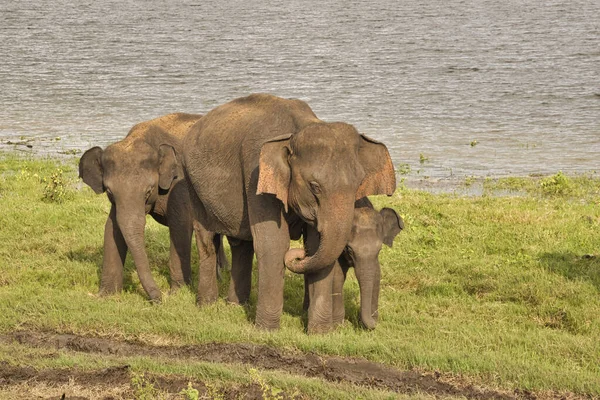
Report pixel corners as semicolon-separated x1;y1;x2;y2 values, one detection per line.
0;330;585;400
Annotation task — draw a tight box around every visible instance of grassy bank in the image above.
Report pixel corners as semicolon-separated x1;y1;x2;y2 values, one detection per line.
1;153;599;399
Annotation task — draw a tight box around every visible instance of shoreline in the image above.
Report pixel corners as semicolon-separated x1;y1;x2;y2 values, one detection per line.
2;147;599;197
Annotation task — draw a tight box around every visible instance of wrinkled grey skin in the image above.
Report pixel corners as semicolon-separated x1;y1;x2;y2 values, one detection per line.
79;113;226;303
302;198;404;330
183;94;396;333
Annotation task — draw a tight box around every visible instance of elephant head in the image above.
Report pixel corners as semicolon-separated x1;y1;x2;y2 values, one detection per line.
78;129;179;300
343;204;404;330
257;122;396;274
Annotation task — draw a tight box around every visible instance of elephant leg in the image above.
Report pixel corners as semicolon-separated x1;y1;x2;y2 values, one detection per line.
304;225;335;334
332;260;347;327
216;235;230;281
100;205;127;295
371;262;381;323
248;194;290;331
194;220;218;305
165;182;194;290
168;218;193;291
305;263;335;334
227;238;254;305
303;275;310;311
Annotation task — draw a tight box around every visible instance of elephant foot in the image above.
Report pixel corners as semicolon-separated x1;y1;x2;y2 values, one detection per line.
226;298;246;307
99;279;123;296
98;287;120;297
227;284;250;305
255;321;280;331
359;314;377;330
148;289;162;304
226;295;249;306
196;293;218;306
307;321;334;335
169;280;187;294
332;314;345;327
255;312;281;331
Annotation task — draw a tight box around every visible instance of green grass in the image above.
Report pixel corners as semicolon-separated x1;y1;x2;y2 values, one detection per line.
1;153;600;397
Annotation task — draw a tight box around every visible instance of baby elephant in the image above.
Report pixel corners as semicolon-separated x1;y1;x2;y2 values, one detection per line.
304;197;404;330
79;113;205;302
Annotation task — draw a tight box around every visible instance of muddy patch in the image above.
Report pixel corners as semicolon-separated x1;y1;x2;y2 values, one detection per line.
0;362;279;400
0;330;579;399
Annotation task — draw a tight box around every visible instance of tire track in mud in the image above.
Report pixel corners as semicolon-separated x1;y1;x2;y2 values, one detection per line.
0;330;552;399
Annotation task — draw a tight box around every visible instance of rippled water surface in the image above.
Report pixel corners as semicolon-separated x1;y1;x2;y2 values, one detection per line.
1;0;598;180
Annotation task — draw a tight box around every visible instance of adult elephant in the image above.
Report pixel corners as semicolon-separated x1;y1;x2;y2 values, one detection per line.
80;113;222;303
184;94;396;333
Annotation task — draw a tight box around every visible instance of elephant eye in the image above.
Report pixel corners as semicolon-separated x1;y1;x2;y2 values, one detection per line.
309;181;321;195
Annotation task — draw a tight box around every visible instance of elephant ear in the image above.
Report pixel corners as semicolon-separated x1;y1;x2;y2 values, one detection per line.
257;134;292;212
158;144;178;191
79;147;105;194
356;135;396;199
380;207;404;247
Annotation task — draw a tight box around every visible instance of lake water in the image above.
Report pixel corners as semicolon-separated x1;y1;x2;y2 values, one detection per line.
1;0;598;183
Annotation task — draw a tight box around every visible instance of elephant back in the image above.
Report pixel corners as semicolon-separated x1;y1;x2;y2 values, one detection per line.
128;113;203;140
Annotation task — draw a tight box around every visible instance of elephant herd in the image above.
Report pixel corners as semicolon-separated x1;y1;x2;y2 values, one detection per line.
79;94;404;334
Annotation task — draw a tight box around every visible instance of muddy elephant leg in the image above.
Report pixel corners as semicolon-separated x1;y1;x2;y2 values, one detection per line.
168;218;192;292
332;260;347;327
248;195;290;331
194;220;218;305
227;238;254;305
100;205;127;295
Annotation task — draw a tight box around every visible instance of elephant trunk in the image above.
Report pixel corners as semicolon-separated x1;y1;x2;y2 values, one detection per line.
285;198;354;274
354;257;381;330
116;203;162;302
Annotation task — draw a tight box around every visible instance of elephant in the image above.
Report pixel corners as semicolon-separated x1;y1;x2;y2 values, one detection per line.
79;112;226;303
183;94;396;333
301;197;404;330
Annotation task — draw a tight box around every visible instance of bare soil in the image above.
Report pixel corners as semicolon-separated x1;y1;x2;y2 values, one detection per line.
0;362;267;400
0;330;586;399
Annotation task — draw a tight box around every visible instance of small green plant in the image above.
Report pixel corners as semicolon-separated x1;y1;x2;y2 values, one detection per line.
179;382;200;400
470;140;478;147
540;171;571;196
131;372;164;400
396;177;407;192
249;368;284;400
419;153;429;164
58;149;81;155
397;163;411;175
204;381;225;400
41;168;71;203
17;166;36;181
